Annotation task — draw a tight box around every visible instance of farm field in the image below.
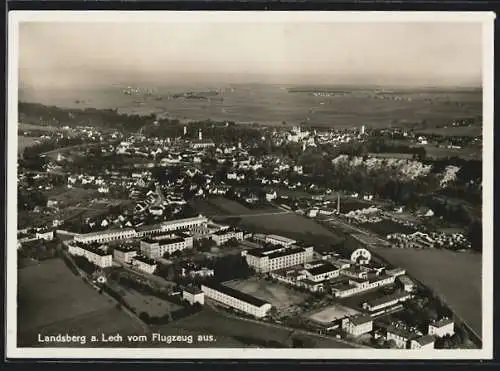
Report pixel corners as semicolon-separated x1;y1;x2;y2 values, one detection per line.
416;125;482;137
20;84;482;129
18;136;40;154
236;213;343;244
223;277;310;312
307;304;360;324
18;259;145;347
108;283;183;317
195;197;279;216
46;187;99;208
369;247;482;339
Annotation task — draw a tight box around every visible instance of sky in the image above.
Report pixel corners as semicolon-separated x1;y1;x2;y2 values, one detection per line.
18;21;483;89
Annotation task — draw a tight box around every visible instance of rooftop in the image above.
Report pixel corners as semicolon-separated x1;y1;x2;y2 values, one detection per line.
349;314;373;326
414;334;435;346
306;262;339;276
431;318;454;328
203;282;269;308
364;291;412;308
133;255;157;265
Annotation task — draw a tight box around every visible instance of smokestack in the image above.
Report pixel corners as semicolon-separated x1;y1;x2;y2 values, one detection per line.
198;129;202;141
337;193;341;214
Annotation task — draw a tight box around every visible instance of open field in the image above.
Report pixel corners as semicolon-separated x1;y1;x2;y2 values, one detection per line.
47;187;99;207
19;122;62;132
416;126;482;137
194;197;278;216
18;136;40;154
224;277;309;312
18;259;145;346
417;145;481;160
236;213;343;243
109;283;182;317
20;84;481;128
369;247;482;339
307;304;360;324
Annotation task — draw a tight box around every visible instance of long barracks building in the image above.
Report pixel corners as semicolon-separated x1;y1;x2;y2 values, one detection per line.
71;215;208;244
201;283;272;318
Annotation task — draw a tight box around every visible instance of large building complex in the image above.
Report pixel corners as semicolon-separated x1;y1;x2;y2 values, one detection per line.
201;283;272;318
243;244;314;273
113;245;137;263
140;233;194;259
70;216;208;245
67;243;113;268
211;229;243;246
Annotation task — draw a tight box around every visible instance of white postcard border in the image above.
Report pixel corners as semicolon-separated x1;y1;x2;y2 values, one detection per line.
6;10;495;360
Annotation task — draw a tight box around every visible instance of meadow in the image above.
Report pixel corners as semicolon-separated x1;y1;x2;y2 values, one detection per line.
369;247;482;339
17;259;145;347
236;213;343;244
20;84;482;129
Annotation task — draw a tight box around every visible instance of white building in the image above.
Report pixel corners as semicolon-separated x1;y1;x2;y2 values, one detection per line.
131;255;157;274
398;275;416;292
341;315;373;336
362;291;413;312
74;228;138;244
332;274;396;298
113;246;137;264
265;234;296;247
428;318;455;338
302;261;340;282
35;230;54;241
140;233;194;259
211;229;243;246
386;326;414;349
182;287;205;306
410;335;435;350
201;283;272;318
244;244;314;273
67;243;113;268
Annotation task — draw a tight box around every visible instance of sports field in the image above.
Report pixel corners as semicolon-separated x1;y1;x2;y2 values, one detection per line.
18;259;146;347
224;277;309;312
308;304;361;324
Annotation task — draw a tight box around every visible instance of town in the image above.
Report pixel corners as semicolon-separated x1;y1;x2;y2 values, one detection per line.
17;100;482;349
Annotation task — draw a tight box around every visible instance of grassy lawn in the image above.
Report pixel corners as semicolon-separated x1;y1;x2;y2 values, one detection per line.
18;259;145;347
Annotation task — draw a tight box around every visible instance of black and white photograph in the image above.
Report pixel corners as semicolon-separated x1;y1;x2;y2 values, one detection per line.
6;11;494;359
